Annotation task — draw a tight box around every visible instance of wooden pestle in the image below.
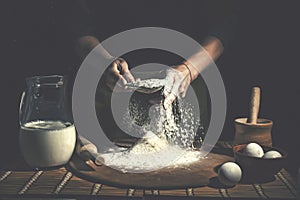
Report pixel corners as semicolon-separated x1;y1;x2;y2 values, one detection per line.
247;87;261;124
76;136;104;166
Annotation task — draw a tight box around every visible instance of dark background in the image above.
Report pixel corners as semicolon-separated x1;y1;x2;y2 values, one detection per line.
1;1;299;177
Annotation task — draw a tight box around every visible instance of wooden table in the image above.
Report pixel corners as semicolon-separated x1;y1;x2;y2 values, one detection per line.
0;142;298;199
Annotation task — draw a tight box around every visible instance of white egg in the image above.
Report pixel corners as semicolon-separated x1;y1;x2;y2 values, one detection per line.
244;143;264;158
263;150;282;159
218;162;242;187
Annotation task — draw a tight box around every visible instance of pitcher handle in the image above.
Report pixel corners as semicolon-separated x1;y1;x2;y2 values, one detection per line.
19;91;26;126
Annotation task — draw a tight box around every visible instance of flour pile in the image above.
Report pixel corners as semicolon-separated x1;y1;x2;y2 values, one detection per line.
99;131;204;173
98;79;204;173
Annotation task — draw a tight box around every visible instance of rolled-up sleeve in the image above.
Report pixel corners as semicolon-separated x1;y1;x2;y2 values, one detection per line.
60;0;95;41
204;0;240;50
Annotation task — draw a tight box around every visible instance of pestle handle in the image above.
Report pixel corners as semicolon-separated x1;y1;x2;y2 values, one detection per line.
247;87;261;124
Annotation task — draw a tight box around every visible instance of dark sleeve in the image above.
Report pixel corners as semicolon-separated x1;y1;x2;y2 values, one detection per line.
204;0;240;49
60;0;95;41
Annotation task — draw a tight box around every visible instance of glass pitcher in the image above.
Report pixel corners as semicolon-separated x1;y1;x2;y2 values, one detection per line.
19;75;76;168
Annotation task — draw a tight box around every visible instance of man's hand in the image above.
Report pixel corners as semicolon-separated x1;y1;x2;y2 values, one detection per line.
163;63;196;109
163;36;224;109
104;57;135;92
75;36;136;92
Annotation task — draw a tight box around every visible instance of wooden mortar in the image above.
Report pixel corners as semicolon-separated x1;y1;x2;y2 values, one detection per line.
233;87;273;147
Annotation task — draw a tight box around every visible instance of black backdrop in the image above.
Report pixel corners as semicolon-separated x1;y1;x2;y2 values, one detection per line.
1;1;299;176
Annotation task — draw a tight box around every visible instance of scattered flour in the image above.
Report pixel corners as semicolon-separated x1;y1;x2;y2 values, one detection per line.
98;131;203;173
125;96;201;148
98;78;204;173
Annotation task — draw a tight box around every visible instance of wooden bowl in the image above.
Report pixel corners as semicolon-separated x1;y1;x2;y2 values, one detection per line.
233;144;287;182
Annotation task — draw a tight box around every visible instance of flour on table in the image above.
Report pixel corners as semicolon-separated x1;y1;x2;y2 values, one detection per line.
98;78;204;173
98;131;204;173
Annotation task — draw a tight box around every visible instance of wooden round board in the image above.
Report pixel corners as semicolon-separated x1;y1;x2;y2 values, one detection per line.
67;146;233;190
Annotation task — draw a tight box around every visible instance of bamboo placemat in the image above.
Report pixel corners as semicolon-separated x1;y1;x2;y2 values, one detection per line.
0;165;297;199
0;141;297;199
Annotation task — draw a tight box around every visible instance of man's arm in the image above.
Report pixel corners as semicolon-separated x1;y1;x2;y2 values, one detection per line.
63;0;135;91
163;1;240;108
180;36;224;81
75;36;113;61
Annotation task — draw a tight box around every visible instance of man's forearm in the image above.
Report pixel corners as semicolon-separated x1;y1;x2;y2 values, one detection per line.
202;36;224;61
75;36;113;61
184;36;224;80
